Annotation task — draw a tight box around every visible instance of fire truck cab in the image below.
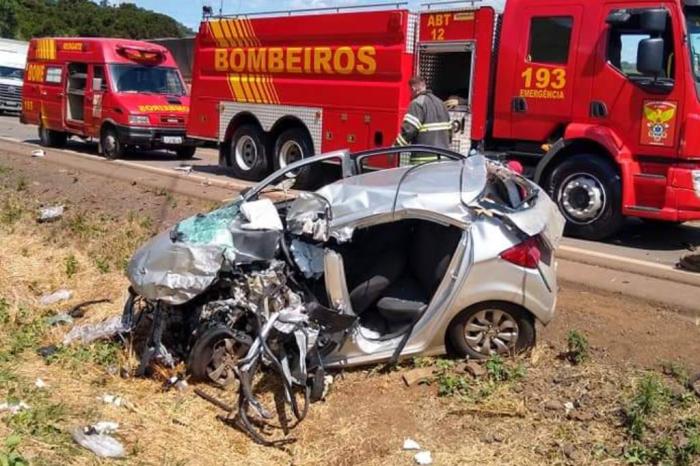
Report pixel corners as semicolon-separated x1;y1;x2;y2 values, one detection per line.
21;38;195;160
188;1;700;240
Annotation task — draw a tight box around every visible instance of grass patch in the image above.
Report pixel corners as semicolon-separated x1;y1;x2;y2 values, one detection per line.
434;355;526;400
1;198;25;226
64;254;79;278
46;341;122;370
565;330;589;365
0;435;29;466
624;373;672;440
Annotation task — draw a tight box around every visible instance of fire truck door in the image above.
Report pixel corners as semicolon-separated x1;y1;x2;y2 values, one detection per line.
509;7;582;142
590;5;684;159
85;65;106;136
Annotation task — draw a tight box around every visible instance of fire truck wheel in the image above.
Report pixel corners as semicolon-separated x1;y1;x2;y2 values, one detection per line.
547;154;624;241
273;128;320;189
100;127;124;160
175;146;196;160
38;124;67;148
229;125;269;181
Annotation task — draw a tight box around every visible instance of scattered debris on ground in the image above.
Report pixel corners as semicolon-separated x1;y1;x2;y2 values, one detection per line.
39;289;72;306
37;205;64;223
678;253;700;273
71;424;125;458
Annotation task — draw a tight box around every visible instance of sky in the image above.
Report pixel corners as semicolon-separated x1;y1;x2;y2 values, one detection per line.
114;0;505;29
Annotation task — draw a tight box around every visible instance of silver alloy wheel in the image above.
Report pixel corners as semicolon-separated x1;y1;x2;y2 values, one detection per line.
464;309;520;355
103;133;117;155
558;173;606;224
234;135;258;171
205;338;239;387
278;140;303;177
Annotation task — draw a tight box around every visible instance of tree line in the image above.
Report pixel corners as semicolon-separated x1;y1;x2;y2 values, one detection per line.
0;0;192;41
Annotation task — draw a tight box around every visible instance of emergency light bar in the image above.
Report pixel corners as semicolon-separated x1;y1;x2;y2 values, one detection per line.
116;45;165;64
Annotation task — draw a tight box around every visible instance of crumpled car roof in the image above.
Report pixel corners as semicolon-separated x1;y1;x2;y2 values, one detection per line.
314;155;487;231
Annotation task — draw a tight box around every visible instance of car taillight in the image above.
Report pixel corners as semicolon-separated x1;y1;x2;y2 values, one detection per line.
500;237;542;269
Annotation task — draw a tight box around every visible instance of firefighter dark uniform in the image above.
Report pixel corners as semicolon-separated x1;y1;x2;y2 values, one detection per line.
394;90;452;164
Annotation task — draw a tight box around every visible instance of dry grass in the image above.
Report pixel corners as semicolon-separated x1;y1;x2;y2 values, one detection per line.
1;179;699;466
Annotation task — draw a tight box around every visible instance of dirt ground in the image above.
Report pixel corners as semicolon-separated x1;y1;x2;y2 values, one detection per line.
1;149;699;466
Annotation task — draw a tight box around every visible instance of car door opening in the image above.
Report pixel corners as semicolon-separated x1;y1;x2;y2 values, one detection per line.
67;63;87;122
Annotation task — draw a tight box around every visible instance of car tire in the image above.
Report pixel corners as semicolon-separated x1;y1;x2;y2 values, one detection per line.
273;128;322;190
546;154;624;240
448;302;535;359
100;127;123;160
188;325;247;387
229;124;269;181
175;146;196;160
38;124;67;148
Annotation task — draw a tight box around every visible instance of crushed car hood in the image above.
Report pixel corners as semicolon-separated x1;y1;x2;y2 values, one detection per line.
127;201;282;305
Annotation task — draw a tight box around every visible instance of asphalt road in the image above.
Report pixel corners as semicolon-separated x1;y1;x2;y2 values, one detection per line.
1;114;698;268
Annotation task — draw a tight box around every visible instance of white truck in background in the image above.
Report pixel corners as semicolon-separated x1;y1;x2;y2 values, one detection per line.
0;39;28;114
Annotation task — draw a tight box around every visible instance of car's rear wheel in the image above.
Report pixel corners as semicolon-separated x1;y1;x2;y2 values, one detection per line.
38;124;67;148
100;127;123;160
229;124;269;181
273;127;322;189
546;154;624;240
448;302;535;359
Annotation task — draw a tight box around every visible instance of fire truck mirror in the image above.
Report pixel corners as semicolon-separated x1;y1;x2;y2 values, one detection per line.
637;38;665;76
640;8;668;34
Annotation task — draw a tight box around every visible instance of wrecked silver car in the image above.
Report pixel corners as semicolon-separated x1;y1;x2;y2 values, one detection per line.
123;146;564;444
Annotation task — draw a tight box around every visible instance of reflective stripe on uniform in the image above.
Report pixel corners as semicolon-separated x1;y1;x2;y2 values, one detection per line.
419;122;452;132
395;134;409;146
403;113;422;130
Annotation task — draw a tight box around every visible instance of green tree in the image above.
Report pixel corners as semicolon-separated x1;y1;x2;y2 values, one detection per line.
0;0;19;39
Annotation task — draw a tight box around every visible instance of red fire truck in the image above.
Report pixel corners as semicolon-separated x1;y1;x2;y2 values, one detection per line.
186;0;700;240
21;38;195;160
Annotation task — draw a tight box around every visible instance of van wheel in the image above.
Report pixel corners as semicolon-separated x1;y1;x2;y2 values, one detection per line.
101;127;123;160
273;128;321;189
229;125;269;181
448;302;535;359
38;124;67;148
546;154;624;241
175;146;196;160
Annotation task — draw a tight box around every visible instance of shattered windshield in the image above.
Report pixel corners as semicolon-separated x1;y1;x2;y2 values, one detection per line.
172;201;241;246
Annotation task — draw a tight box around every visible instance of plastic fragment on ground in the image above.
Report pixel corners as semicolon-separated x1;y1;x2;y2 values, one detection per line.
37;205;65;223
0;401;30;415
414;450;433;465
40;289;73;306
35;378;47;389
91;421;119;435
403;439;421;450
72;427;126;458
63;316;128;345
45;313;74;327
31;149;45;158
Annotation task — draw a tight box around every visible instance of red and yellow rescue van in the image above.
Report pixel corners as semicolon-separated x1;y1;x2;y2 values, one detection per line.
21;38;195;159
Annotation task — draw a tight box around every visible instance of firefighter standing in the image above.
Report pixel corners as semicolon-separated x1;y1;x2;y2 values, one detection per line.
394;76;452;164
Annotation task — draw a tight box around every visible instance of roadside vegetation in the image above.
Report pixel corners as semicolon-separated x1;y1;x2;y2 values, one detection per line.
0;0;191;41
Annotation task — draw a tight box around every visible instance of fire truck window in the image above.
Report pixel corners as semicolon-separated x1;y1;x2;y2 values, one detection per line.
528;17;573;64
606;13;675;79
45;66;62;84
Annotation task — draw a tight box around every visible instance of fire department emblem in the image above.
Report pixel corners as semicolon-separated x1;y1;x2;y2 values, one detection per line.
640;101;677;147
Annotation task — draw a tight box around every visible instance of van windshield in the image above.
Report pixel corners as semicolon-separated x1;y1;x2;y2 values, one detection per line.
0;66;23;80
109;65;186;96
